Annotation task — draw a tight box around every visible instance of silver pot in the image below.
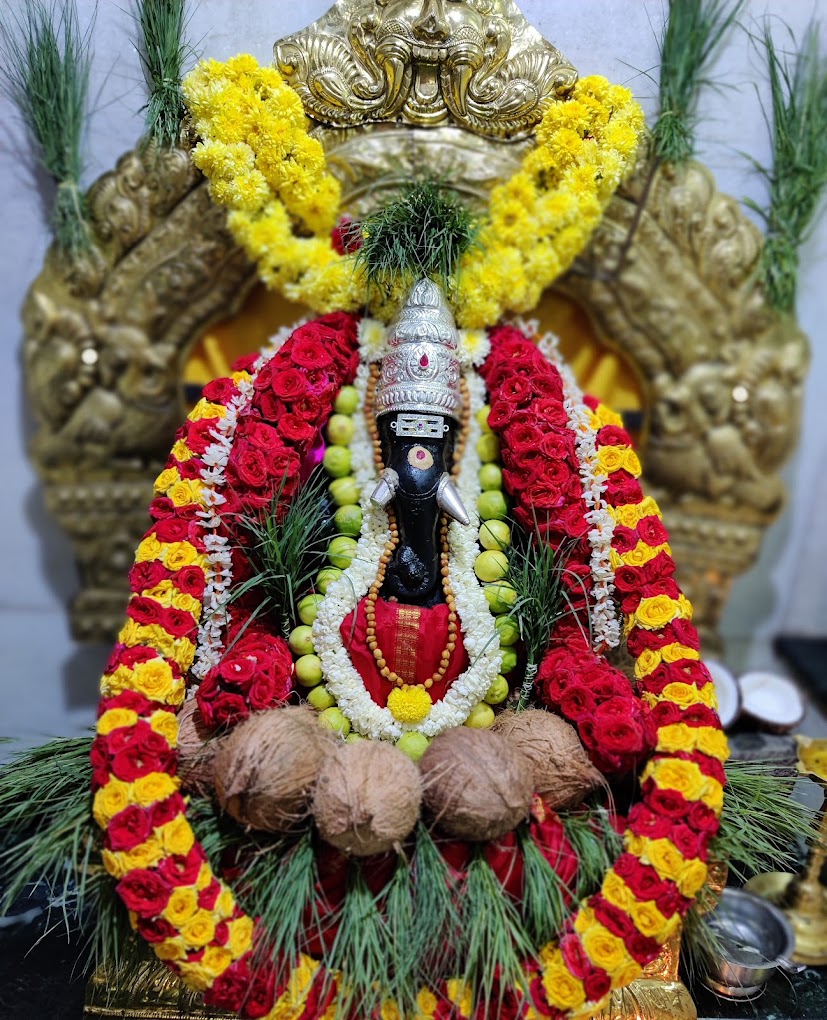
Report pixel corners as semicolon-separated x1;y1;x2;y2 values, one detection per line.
703;888;805;999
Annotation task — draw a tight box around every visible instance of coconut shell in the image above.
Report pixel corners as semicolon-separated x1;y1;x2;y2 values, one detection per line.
492;708;604;811
312;741;422;856
215;706;335;832
420;727;533;842
177;697;220;797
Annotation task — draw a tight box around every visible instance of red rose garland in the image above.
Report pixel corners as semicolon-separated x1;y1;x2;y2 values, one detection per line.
93;315;728;1020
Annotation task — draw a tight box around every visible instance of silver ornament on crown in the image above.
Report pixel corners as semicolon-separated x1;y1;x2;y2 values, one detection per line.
374;278;463;421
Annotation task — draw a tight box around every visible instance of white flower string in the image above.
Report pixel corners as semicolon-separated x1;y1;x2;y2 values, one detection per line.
517;319;621;651
191;320;308;679
313;326;502;740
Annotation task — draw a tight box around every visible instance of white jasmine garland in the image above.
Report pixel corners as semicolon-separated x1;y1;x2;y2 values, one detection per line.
517;319;621;651
191;319;310;679
313;335;502;740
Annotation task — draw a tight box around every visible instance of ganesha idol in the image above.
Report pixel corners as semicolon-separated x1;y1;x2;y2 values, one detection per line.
92;265;729;1020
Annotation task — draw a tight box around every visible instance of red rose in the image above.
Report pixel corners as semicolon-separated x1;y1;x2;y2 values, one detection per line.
97;688;155;715
231;440;270;489
488;399;515;429
596;424;630;448
671;824;704;859
127;596;163;627
159;606;197;639
559;685;597;719
259;366;304;402
204;958;251;1013
197;687;250;729
202;376;237;404
641;550;677;583
648;787;688;819
137;915;177;943
174;565;206;599
529;799;578;889
198;880;221;911
641;578;680;601
656;884;687;918
152;518;190;544
670;617;701;649
682;703;719;728
90;738;110;788
687;800;719;834
185;418;215;455
626;931;661;966
291;333;334;370
128;560;170;594
278;413;316;444
612;525;639;553
237;418;283;453
151;793;186;829
248;674;292;711
604;469;643;505
583;968;611;1003
157;845;207;886
628;803;672;840
614;563;644;594
242;965;278;1019
637;515;670;547
593;896;637;939
498;374;534;406
107;804;153;852
559;933;591;979
116;869;172;917
484;831;524;900
617;858;665;901
532;397;569;428
540;431;576;463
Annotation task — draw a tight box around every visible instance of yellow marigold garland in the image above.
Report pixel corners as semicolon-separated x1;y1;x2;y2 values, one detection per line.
182;56;643;328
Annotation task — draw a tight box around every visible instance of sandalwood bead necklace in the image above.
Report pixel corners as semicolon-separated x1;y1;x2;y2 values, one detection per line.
363;366;469;690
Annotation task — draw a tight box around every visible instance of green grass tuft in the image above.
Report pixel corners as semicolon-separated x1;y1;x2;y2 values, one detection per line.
654;0;744;164
0;0;93;257
749;20;827;313
355;178;478;293
133;0;192;149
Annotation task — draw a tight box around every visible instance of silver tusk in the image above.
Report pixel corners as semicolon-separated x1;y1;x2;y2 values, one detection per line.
436;473;470;526
369;468;400;509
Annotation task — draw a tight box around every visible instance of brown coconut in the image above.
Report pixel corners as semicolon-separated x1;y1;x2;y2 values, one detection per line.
492;708;604;811
312;741;423;856
177;697;220;797
214;706;336;832
420;727;534;842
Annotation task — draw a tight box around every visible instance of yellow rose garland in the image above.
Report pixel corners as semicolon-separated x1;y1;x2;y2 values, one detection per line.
182;56;643;328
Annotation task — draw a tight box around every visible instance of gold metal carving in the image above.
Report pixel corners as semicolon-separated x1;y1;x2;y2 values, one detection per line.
21;4;808;659
275;0;577;138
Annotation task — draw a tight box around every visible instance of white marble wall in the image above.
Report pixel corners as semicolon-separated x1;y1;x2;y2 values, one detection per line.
1;0;825;747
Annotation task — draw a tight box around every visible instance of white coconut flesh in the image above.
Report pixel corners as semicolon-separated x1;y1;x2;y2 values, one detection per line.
739;671;806;731
704;660;741;730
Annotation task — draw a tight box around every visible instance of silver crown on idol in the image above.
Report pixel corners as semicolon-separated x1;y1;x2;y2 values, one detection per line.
374;278;463;422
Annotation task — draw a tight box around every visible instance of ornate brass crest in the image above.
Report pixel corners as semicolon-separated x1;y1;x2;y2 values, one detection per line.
276;0;577;138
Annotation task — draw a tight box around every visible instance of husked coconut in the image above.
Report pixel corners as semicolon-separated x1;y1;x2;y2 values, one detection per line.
420;727;533;841
313;741;422;856
215;706;335;832
177;697;220;797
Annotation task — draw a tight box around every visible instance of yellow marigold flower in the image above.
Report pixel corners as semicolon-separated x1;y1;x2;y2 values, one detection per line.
153;467;179;495
387;686;432;724
97;708;138;736
162;886;199;926
635;594;679;630
228;915;254;957
181;909;216;949
155;936;188;962
162;816;196;857
543;955;587;1009
132;657;177;703
202;945;234;978
133;772;179;807
136;535;164;563
93;780;132;827
582;925;630;974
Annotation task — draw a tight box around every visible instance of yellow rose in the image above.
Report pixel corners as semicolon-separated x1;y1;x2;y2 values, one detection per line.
629;900;670;940
121;839;164;871
624;833;648;861
155;937;188;962
181;909;216;948
199;865;218;893
171;440;192;462
702;779;725;814
132;658;176;702
648;759;706;801
594;403;624;428
662;682;703;708
171;590;200;614
656;723;696;754
601;871;634;912
163;541;199;571
201;945;234;978
543;957;586;1010
140;623;177;659
133;772;179;807
188;399;226;422
677;858;708;897
445;979;473;1017
581;925;630;974
228;915;254;957
97;708;138;736
677;594;694;620
93;780;132;826
635;595;679;630
161;816;195;857
101;848;130;879
622;541;658;567
169;479;204;508
661;642;700;663
623;448;642;476
596;445;627;474
150;710;179;747
697;727;730;761
144;580;173;605
634;647;662;679
614;503;644;529
117;619;144;648
153;467;179;495
162;886;199;926
613;961;642;988
176;960;213;991
646;839;686;881
416;988;438;1018
135;535;164;563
